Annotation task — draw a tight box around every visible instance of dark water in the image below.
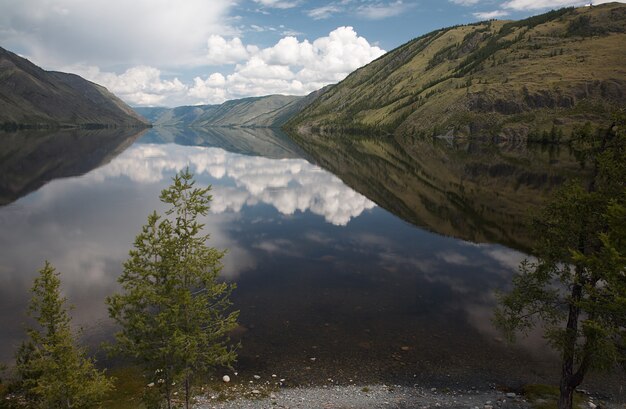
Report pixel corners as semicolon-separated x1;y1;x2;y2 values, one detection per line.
0;127;622;396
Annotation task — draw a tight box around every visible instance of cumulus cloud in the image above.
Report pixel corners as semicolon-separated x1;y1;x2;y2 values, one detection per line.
51;26;384;106
188;26;385;104
0;0;234;69
89;144;377;226
70;65;187;106
206;35;259;65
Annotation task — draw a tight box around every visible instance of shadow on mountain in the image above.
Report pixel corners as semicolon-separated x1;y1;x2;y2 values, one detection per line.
288;131;588;251
0;127;147;206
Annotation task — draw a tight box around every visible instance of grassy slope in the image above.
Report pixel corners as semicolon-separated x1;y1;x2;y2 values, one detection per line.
287;4;626;139
140;95;311;128
0;47;148;128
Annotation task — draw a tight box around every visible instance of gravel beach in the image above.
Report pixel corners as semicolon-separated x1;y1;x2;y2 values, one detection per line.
193;383;622;409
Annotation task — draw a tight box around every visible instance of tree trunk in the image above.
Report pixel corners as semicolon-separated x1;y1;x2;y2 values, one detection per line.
558;383;575;409
558;282;582;409
185;376;190;409
166;382;172;409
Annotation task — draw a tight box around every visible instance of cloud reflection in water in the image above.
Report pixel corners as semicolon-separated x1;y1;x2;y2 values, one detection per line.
88;143;376;226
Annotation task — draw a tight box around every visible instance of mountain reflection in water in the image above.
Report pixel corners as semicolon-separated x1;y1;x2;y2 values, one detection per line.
0;127;621;396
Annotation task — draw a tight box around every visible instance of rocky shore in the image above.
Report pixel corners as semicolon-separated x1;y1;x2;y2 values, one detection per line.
193;381;622;409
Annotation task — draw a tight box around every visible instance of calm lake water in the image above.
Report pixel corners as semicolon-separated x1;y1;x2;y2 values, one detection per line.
0;127;622;396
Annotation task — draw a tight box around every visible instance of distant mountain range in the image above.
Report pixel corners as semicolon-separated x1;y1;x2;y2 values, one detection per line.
287;3;626;139
1;4;623;138
0;47;148;128
135;89;324;128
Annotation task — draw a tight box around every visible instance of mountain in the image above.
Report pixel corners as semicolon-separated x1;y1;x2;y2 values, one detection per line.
0;46;148;128
0;127;146;205
136;89;325;128
287;3;626;139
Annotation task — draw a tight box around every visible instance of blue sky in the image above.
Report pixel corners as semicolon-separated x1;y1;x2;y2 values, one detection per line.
0;0;622;107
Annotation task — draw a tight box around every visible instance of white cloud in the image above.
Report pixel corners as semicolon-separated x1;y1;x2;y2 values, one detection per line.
356;1;411;19
449;0;482;5
307;5;342;19
253;0;300;8
206;35;258;65
473;9;510;19
187;26;385;104
51;26;384;107
0;0;234;69
69;65;188;106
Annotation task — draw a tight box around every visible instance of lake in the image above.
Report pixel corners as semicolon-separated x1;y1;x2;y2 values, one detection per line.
0;127;622;395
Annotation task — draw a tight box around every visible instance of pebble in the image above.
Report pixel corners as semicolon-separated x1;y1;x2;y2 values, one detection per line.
506;393;516;398
190;384;615;409
253;375;261;380
147;382;155;388
223;375;231;383
588;402;597;409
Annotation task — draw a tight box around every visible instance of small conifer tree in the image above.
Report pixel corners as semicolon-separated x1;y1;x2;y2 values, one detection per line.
16;261;112;409
107;169;238;409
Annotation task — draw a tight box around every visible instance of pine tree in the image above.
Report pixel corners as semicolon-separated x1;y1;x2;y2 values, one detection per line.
16;261;112;409
495;116;626;409
107;169;239;409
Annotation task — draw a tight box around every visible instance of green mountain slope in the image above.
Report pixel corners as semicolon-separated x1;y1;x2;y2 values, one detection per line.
0;46;148;128
136;89;325;128
287;3;626;139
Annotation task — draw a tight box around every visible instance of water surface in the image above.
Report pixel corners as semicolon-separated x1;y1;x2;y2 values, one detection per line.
0;127;622;396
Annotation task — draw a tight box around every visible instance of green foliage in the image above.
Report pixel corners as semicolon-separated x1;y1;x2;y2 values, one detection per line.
527;125;564;145
500;7;573;37
495;114;626;409
15;262;112;409
567;15;607;37
523;384;585;409
107;169;239;409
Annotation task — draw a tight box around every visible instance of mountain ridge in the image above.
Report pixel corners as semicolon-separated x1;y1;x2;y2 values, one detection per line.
0;46;149;128
136;89;325;128
286;3;626;139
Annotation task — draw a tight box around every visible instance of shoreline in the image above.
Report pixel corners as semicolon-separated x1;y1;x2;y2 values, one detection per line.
192;383;623;409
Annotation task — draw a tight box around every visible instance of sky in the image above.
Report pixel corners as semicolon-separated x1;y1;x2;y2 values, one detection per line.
0;0;622;107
